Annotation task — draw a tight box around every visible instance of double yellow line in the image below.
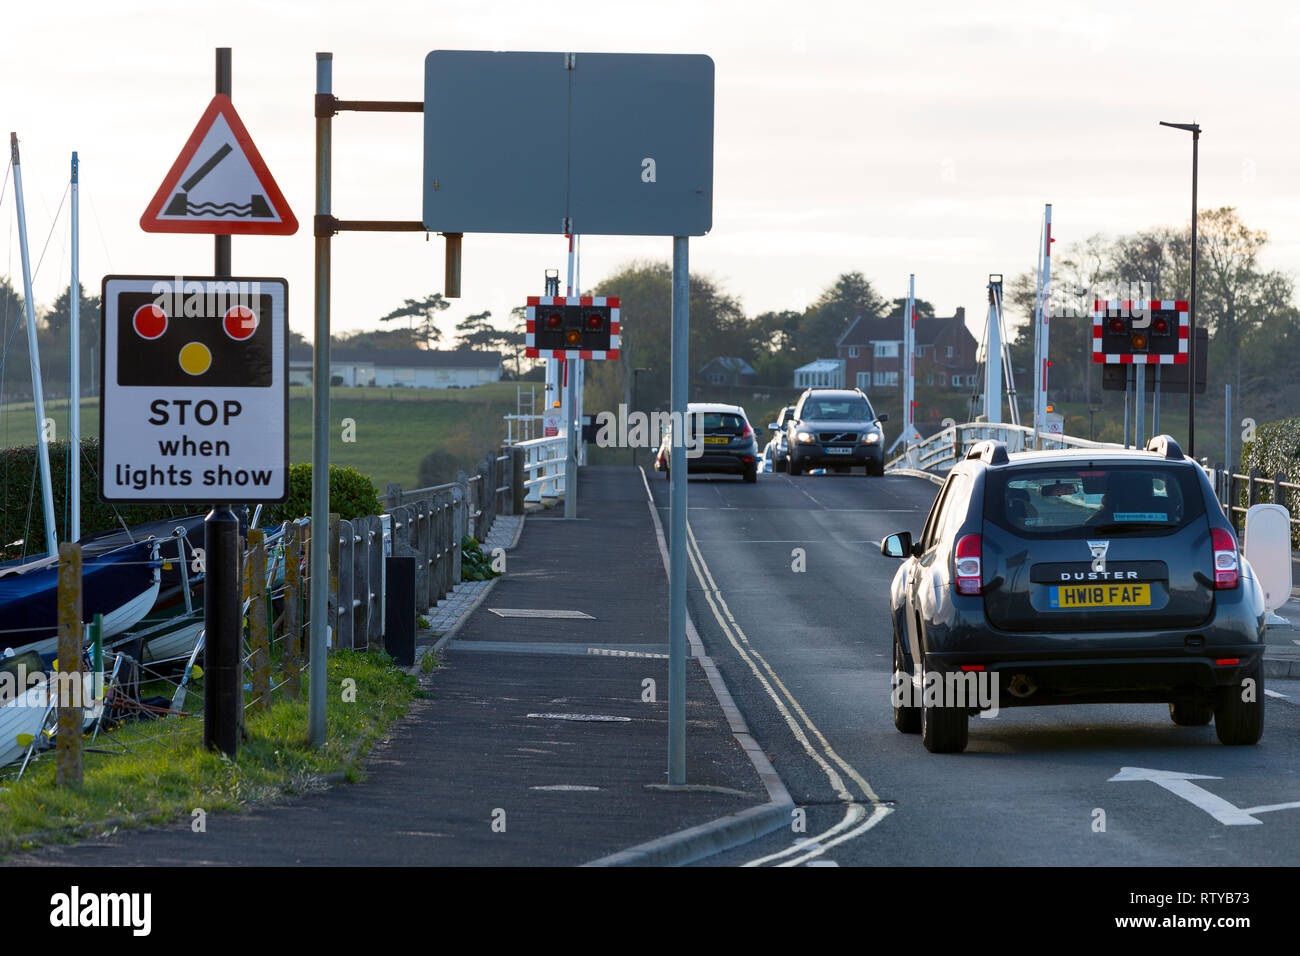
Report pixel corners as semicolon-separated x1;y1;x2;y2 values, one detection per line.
683;521;892;866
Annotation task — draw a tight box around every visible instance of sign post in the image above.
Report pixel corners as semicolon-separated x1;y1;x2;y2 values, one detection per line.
423;49;713;785
135;48;297;756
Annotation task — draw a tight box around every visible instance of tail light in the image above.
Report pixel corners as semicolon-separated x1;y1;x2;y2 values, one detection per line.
954;534;982;596
741;422;753;439
1210;527;1238;589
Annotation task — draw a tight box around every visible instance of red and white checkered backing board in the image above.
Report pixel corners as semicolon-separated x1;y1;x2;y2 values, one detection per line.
1091;299;1189;364
524;296;621;360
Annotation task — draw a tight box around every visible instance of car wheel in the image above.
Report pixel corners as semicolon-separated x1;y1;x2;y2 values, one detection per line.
788;457;801;476
892;635;921;734
920;652;968;753
776;457;788;473
867;460;884;476
1169;701;1214;726
1214;663;1264;745
743;462;757;483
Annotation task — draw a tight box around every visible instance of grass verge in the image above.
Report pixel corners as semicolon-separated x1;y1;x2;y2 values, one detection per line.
0;649;417;858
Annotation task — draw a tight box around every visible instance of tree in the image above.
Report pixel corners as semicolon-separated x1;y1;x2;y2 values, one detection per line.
455;310;498;351
798;272;889;362
379;294;450;349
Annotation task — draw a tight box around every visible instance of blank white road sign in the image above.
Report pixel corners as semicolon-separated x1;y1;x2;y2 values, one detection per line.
99;275;289;503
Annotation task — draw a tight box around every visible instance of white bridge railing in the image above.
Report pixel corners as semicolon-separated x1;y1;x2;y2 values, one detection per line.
516;434;567;502
887;422;1122;476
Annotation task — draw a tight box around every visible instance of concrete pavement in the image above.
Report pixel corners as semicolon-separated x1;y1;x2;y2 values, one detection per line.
12;467;777;867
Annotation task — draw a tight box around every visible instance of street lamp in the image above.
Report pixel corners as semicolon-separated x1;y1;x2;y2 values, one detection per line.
1159;120;1200;457
631;367;650;467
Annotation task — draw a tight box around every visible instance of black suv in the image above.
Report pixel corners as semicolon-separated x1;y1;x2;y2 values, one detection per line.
785;388;888;476
880;436;1266;753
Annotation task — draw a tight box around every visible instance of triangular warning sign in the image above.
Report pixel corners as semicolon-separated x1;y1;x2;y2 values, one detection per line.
141;94;298;235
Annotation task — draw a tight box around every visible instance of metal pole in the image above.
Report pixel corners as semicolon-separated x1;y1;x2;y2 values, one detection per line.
1224;384;1231;477
69;152;80;542
1123;366;1132;448
204;46;241;757
1188;128;1199;458
1152;365;1161;437
1139;364;1146;448
984;276;1002;424
564;358;577;518
309;51;333;747
903;275;915;442
563;233;578;516
10;134;58;556
668;236;689;785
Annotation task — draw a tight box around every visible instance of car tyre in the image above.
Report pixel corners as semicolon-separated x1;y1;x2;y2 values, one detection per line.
867;459;884;476
892;636;921;734
788;457;801;476
775;457;788;473
1214;663;1264;745
920;653;968;753
1169;701;1214;727
743;462;757;483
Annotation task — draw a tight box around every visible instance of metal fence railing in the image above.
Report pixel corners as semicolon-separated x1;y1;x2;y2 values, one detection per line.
886;422;1122;475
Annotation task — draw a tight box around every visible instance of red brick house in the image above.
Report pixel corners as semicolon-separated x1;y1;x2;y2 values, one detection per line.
835;308;979;393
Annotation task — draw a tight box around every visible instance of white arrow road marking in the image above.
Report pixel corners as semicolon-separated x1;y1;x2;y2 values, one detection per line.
1109;767;1300;826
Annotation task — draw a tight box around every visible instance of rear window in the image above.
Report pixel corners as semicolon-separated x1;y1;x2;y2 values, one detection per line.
984;465;1205;538
689;412;745;432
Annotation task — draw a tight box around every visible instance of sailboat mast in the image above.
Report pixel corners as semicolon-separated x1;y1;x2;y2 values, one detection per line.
10;133;59;556
70;151;80;542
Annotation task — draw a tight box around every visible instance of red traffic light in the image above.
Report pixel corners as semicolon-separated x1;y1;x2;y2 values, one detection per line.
546;312;563;329
1153;317;1169;334
1109;317;1125;334
586;313;604;331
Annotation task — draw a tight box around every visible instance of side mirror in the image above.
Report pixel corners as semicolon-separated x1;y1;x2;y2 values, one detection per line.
877;413;889;423
880;531;913;559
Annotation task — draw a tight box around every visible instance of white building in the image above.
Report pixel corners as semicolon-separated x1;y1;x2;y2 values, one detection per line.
289;346;503;389
793;358;845;389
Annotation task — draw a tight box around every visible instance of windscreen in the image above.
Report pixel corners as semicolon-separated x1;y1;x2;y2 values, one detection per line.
803;397;873;421
984;465;1205;538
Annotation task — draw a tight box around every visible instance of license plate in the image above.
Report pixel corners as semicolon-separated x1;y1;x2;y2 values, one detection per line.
704;436;729;444
1049;583;1151;608
826;447;852;455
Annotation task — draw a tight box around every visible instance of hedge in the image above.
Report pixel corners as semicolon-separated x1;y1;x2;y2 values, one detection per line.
1238;417;1300;547
0;439;194;559
262;462;381;524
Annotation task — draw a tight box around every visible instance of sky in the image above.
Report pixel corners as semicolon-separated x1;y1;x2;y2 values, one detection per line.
3;0;1298;349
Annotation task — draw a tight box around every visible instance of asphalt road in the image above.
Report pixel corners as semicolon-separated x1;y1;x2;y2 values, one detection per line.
647;466;1300;866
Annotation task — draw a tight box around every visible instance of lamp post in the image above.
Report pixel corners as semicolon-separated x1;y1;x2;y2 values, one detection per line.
1159;120;1200;457
631;367;650;467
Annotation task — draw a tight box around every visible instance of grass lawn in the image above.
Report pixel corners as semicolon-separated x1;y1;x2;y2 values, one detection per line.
0;649;418;858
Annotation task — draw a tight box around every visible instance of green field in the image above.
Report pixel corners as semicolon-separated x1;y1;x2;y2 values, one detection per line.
0;382;522;494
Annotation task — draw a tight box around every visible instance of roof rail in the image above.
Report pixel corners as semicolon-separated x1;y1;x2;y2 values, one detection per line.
1145;434;1185;460
966;439;1009;465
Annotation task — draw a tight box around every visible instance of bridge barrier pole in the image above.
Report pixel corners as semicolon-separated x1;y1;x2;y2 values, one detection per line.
512;446;526;515
283;522;302;698
56;542;83;788
328;513;341;650
248;529;271;712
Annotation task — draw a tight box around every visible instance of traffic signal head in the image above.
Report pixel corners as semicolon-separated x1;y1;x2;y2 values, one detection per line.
1093;300;1188;364
527;298;618;357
